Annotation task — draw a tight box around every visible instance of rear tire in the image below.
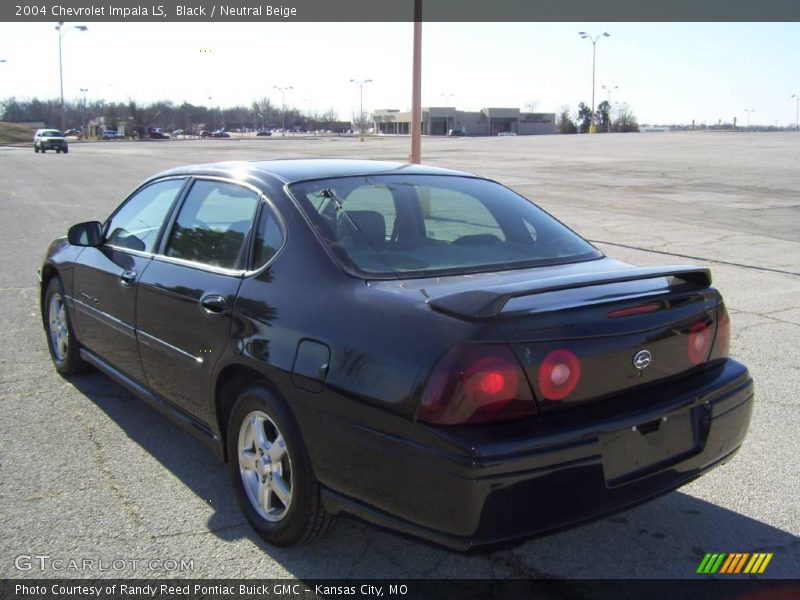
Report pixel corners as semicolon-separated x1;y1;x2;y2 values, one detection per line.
44;277;89;375
227;384;334;546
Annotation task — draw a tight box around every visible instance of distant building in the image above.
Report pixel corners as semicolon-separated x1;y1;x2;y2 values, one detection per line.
372;107;556;136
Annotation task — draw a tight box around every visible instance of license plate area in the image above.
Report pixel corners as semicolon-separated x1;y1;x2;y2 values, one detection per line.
602;405;706;487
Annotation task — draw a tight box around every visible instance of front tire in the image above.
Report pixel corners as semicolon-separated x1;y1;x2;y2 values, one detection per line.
44;277;88;375
63;146;69;154
227;384;334;546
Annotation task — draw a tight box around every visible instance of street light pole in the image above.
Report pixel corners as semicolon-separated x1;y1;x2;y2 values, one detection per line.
792;95;799;130
274;86;292;136
578;31;610;134
80;87;88;139
208;96;213;130
744;109;755;128
601;83;618;133
350;79;372;141
441;93;454;107
55;22;88;131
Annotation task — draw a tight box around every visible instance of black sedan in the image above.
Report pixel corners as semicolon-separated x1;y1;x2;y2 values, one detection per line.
39;160;753;550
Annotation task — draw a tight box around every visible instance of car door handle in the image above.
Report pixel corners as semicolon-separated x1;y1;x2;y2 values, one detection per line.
201;295;227;314
120;270;137;286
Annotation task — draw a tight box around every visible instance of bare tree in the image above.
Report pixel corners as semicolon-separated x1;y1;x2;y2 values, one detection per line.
351;110;371;136
128;100;162;138
613;102;640;133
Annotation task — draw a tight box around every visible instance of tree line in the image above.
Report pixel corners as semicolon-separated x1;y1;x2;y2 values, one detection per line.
0;97;343;133
557;100;640;133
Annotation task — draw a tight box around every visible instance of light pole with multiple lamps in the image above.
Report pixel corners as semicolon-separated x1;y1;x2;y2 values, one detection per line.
350;79;372;141
744;108;756;128
440;93;454;107
578;31;610;134
601;83;618;133
80;87;88;138
274;86;292;136
56;21;88;131
791;94;799;130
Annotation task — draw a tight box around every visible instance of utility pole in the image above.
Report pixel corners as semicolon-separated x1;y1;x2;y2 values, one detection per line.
410;0;422;163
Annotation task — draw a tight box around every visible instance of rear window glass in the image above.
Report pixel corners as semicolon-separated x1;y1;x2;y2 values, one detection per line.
289;175;601;278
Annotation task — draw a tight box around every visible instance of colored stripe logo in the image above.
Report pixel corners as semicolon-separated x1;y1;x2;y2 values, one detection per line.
697;553;773;574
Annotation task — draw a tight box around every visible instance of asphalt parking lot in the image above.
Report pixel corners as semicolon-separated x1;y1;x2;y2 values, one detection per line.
0;133;798;580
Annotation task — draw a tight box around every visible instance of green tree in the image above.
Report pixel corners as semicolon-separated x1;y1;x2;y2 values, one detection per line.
557;105;577;134
596;100;611;133
577;102;592;133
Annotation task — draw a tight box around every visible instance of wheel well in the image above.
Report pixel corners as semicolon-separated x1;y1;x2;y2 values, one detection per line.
214;364;280;461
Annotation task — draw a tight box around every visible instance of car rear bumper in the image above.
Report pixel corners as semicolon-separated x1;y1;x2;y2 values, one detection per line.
318;359;753;551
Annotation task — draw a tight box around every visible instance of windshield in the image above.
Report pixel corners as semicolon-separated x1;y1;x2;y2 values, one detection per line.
289;174;602;278
42;130;64;137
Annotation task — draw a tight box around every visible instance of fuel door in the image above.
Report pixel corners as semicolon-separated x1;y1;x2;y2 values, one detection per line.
291;339;331;394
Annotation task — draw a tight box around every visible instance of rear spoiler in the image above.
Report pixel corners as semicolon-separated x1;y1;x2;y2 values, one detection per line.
427;265;712;319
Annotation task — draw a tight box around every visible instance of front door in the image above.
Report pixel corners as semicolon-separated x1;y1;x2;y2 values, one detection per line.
72;178;186;383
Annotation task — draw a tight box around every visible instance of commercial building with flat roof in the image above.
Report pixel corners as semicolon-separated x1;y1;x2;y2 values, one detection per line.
372;107;556;136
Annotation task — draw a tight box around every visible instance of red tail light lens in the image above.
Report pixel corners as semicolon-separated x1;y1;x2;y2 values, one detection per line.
418;345;536;425
710;304;731;360
538;349;582;400
688;320;712;366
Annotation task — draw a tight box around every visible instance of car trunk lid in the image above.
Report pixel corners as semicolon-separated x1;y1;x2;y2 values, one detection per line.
376;258;721;413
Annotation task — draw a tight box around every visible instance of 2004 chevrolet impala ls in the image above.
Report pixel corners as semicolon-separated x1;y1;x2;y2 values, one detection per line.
39;159;753;550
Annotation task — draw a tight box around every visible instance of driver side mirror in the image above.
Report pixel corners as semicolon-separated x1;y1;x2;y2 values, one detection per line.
67;221;103;247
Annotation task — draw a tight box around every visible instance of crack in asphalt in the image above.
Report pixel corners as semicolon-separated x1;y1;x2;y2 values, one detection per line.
590;240;800;277
70;402;145;528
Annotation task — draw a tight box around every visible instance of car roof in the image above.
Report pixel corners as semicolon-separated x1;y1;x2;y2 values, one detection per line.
151;159;477;185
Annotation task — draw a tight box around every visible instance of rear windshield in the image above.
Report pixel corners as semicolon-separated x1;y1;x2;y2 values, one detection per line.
289;174;602;278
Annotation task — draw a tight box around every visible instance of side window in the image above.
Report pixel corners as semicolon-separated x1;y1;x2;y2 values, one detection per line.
420;186;505;243
252;203;285;269
165;180;259;269
105;179;185;253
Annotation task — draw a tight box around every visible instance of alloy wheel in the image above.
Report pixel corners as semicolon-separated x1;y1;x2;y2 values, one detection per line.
48;294;69;362
237;410;293;522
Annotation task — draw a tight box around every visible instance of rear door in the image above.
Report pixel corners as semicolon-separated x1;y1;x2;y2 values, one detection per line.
135;178;262;422
71;178;186;383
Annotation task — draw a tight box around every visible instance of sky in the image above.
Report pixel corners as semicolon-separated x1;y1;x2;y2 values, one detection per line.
0;21;799;126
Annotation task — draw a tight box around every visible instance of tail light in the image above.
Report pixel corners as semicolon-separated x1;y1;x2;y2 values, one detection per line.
710;304;731;360
688;319;713;366
418;345;536;425
538;348;582;401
